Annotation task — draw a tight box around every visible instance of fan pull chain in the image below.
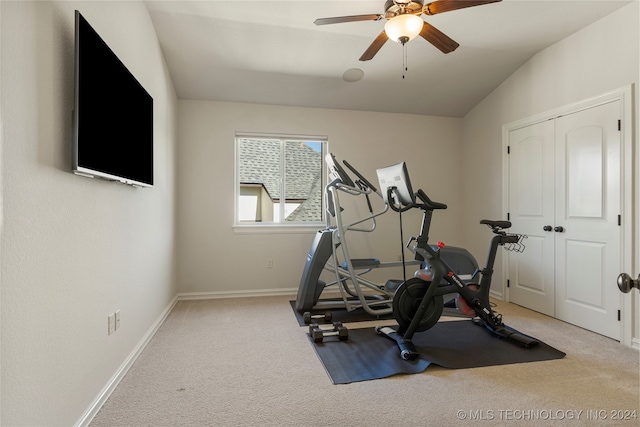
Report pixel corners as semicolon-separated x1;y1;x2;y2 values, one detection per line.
402;43;408;79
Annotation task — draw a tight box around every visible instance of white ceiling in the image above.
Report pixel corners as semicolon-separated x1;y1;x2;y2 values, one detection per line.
145;0;633;117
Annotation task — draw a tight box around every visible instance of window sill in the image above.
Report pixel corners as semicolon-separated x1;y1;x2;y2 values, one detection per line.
232;223;325;235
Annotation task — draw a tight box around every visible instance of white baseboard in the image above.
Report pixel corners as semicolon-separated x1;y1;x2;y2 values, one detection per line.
75;294;179;427
489;290;504;300
176;288;299;300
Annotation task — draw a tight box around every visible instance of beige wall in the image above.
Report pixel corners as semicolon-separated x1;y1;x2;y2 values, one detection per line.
461;3;638;340
0;1;178;425
176;101;463;294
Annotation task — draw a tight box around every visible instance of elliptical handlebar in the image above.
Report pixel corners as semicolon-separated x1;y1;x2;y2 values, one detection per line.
342;160;379;196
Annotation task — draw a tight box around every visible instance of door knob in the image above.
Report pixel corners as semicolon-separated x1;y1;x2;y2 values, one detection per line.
554;226;564;232
618;273;640;293
543;225;552;232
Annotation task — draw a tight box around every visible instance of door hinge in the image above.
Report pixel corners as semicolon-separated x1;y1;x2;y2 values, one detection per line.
618;120;621;131
617;310;621;321
618;214;621;226
507;212;510;221
507;146;510;154
507;279;510;288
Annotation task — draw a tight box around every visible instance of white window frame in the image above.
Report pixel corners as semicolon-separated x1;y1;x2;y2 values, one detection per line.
233;132;327;234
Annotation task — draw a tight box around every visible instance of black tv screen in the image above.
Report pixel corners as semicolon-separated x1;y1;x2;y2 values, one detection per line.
73;11;153;187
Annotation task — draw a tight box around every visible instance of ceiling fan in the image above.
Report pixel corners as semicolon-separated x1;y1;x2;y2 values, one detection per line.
314;0;502;61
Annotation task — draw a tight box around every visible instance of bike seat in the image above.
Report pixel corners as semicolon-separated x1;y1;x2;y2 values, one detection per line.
480;219;511;230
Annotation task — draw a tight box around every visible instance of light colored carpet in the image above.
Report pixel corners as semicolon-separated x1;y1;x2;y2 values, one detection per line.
90;296;639;426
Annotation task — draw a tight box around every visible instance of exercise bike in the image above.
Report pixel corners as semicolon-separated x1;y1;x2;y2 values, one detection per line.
374;162;539;360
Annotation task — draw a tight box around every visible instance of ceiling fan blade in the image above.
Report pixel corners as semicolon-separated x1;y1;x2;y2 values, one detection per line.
359;31;389;61
314;14;384;25
419;21;459;54
424;0;502;16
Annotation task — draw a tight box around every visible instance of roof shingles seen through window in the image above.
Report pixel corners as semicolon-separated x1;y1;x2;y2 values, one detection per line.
238;138;323;222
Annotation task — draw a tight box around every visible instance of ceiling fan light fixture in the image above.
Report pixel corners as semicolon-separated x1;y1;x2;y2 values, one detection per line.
384;14;423;44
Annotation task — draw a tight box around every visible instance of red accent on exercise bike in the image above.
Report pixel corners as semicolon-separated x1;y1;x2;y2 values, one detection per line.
437;241;445;248
456;284;480;316
416;269;434;281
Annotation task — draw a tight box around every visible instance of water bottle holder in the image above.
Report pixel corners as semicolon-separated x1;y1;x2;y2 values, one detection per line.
503;234;528;253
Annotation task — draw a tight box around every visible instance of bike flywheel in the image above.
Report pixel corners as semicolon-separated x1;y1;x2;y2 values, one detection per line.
393;277;443;332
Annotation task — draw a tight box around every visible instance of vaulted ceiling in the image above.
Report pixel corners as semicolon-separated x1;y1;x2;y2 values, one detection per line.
145;0;633;117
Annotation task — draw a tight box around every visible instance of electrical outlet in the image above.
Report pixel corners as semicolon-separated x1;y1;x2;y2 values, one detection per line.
266;258;273;268
107;313;115;335
114;310;120;331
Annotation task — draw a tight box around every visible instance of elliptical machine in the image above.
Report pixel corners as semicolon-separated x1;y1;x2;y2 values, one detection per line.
374;162;539;360
295;154;403;316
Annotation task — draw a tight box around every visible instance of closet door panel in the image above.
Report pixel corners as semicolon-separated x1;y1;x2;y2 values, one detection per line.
554;101;621;340
507;120;555;316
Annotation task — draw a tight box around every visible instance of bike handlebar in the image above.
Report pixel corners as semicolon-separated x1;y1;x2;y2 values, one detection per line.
387;188;414;213
387;188;448;213
416;189;447;210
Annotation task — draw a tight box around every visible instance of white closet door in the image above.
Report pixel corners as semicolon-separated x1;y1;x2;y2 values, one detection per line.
507;120;556;316
554;101;621;340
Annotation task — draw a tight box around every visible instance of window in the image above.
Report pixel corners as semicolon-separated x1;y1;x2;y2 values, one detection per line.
235;134;326;228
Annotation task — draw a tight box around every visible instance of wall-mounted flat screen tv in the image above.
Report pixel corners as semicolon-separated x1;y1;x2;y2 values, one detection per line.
73;10;153;187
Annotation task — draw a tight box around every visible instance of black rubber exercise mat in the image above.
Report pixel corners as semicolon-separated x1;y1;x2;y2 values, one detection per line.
309;320;565;384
